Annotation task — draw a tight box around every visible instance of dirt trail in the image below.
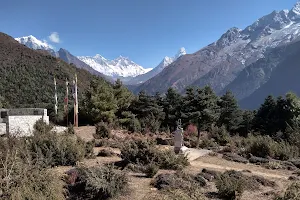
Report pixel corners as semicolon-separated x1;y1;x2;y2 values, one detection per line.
189;156;291;180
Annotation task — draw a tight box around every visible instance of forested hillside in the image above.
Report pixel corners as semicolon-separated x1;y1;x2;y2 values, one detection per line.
0;32;111;120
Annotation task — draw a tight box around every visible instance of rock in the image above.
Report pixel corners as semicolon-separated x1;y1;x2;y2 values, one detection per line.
281;161;298;171
289;159;300;168
65;168;79;185
223;153;249;164
249;156;269;164
289;176;300;181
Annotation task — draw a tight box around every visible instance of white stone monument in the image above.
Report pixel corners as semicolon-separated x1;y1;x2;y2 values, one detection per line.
174;127;184;154
174;119;188;154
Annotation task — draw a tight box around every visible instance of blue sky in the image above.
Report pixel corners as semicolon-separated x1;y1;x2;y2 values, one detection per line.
0;0;298;68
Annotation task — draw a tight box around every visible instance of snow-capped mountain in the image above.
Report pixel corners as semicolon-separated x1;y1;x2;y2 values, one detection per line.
15;35;57;57
135;1;300;102
78;54;152;78
125;47;186;85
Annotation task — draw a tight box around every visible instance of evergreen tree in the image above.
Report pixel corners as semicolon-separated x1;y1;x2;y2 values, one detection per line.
81;78;117;124
162;88;183;132
182;86;220;141
218;91;242;133
238;110;255;137
253;95;277;135
130;91;164;133
113;79;135;128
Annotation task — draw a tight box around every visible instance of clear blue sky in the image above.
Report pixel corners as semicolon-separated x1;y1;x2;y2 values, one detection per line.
0;0;298;68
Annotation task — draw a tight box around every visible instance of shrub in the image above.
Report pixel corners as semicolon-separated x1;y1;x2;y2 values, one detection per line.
29;131;86;166
0;136;66;200
194;174;207;187
94;138;122;148
120;139;189;170
128;117;142;133
33;119;54;135
199;138;216;149
245;136;299;160
151;171;205;200
68;165;128;200
215;170;246;199
98;149;116;157
210;125;230;146
216;170;276;199
85;140;96;158
144;163;159;178
94;121;111;139
184;124;198;138
282;181;300;200
67;124;75;134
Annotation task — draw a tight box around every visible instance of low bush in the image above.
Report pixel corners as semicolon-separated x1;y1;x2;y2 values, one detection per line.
33;119;54;135
94;121;112;139
151;171;205;200
215;170;276;199
28;132;86;166
0;136;66;200
85;140;96;158
68;165;128;200
67;124;75;134
120;139;189;170
194;174;207;187
215;170;246;199
144;163;159;178
281;181;300;200
199;138;216;149
210;125;231;146
245;135;299;161
94;138;123;148
97;149;116;157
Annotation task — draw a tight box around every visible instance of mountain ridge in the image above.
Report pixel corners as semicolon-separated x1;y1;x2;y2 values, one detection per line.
134;1;300;109
78;54;152;78
124;47;186;85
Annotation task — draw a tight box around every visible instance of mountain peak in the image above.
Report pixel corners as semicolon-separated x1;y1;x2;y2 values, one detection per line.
289;1;300;20
292;1;300;14
175;47;186;59
15;35;54;50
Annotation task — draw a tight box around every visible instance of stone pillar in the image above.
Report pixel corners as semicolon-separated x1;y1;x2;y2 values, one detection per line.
174;127;184;154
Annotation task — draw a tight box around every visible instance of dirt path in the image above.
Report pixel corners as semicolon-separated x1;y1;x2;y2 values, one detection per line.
188;156;291;180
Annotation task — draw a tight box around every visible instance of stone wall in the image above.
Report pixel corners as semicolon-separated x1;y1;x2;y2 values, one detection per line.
8;115;49;137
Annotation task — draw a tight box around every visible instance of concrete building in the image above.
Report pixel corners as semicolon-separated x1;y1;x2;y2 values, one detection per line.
0;108;49;137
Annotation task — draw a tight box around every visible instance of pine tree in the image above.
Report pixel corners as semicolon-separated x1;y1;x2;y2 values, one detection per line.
238;110;255;137
253;95;277;135
130;91;164;133
182;86;220;141
162;88;183;132
218;91;242;133
81;78;117;124
113;79;135;128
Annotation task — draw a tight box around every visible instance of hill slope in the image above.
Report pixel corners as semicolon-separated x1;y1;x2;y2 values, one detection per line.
238;40;300;109
0;32;110;110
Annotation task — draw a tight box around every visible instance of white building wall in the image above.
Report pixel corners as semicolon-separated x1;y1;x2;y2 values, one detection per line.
0;123;6;135
8;115;49;137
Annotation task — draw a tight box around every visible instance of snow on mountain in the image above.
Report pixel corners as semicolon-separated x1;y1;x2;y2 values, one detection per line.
175;47;187;59
135;1;300;96
78;54;152;78
125;47;186;85
15;35;57;56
